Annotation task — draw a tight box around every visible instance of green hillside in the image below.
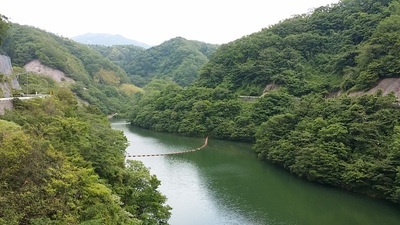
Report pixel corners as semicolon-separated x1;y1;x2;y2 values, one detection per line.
126;37;218;87
1;0;400;214
196;0;399;96
129;0;400;204
0;24;139;115
89;44;145;74
0;17;171;224
0;89;170;224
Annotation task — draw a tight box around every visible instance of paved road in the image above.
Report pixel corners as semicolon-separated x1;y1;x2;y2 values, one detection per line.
0;94;50;101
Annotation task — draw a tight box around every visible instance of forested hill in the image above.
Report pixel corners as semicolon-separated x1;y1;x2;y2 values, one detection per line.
129;0;400;205
0;16;172;224
88;44;145;75
0;89;171;224
1;24;129;84
0;24;217;114
126;37;218;87
0;24;143;115
196;0;400;96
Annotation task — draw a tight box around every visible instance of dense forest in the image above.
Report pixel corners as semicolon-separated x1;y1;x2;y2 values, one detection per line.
0;15;173;225
0;25;218;115
129;0;400;204
89;44;145;75
1;0;400;223
195;0;400;95
125;37;218;87
0;24;141;115
0;88;171;224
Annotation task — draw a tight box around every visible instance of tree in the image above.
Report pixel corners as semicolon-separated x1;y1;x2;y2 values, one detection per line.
1;88;171;224
0;14;9;45
114;161;172;224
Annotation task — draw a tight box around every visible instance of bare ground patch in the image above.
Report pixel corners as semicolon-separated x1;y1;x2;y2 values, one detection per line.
24;60;75;83
349;78;400;99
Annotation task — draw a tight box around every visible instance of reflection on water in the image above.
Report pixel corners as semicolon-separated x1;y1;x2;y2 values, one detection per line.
112;121;400;225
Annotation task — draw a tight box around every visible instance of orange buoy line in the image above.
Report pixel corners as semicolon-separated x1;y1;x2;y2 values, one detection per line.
126;137;208;158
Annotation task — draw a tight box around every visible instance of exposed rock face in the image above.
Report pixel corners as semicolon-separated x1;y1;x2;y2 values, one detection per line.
349;78;400;99
0;55;21;97
24;60;75;83
262;83;280;96
0;55;12;75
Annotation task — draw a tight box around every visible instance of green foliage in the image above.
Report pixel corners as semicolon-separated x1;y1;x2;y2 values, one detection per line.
120;0;400;209
119;83;144;96
107;0;400;207
0;14;9;46
128;0;400;206
126;37;218;87
254;93;400;203
129;80;294;142
1;24;130;85
196;0;395;95
0;23;133;115
0;72;5;82
70;81;134;116
355;13;400;89
0;89;171;224
89;44;145;73
2;0;400;213
2;24;89;83
15;70;59;95
114;160;172;224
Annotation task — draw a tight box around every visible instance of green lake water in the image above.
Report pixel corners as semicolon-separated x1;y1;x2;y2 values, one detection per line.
111;121;400;225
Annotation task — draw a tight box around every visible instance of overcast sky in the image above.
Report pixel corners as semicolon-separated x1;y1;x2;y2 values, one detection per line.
1;0;339;46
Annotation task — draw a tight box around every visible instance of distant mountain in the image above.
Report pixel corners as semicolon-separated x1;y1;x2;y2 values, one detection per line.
126;37;219;87
72;33;151;48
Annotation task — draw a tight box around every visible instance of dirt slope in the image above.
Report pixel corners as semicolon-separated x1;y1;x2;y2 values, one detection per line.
349;78;400;99
24;60;75;83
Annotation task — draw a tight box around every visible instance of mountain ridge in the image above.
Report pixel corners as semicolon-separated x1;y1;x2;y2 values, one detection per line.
125;36;219;87
72;33;151;48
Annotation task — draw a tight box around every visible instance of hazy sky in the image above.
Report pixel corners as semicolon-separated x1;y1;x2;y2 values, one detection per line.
1;0;339;45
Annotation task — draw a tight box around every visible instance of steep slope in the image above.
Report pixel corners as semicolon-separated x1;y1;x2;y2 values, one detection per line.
0;54;20;97
195;0;397;96
0;15;172;225
24;59;75;83
126;37;218;87
89;44;145;75
2;24;129;84
128;0;400;204
0;89;171;224
72;33;151;48
349;77;400;98
0;24;136;114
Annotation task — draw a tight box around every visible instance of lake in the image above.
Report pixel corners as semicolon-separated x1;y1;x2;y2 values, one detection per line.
111;121;400;225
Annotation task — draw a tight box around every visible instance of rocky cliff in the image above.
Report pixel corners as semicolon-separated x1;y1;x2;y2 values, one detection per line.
0;55;21;97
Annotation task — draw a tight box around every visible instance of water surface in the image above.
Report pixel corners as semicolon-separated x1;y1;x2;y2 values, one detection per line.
111;121;400;225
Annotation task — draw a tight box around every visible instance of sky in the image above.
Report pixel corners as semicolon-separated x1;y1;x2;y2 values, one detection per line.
0;0;340;46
